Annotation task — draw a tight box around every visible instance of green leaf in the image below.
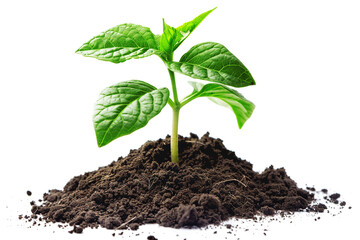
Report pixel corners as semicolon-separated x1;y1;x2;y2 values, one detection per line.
94;80;169;147
154;34;161;49
76;24;161;63
174;8;216;50
160;20;183;56
182;82;255;129
167;42;256;88
159;8;216;57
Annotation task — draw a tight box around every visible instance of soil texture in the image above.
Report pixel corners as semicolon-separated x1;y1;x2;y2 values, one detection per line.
31;133;316;230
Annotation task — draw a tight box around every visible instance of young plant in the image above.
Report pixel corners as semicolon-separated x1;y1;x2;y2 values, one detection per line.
76;8;256;163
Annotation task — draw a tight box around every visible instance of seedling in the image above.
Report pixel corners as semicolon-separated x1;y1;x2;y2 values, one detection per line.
76;8;256;163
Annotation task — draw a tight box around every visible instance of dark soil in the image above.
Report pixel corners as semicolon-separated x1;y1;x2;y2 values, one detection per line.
31;133;318;231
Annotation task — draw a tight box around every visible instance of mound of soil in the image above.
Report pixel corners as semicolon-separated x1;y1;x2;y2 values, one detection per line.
31;133;315;230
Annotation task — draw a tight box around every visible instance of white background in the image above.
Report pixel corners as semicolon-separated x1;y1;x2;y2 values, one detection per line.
0;0;359;239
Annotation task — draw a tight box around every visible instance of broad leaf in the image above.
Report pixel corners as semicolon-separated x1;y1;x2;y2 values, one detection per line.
154;34;161;49
76;24;161;63
174;8;216;51
183;82;255;129
94;80;169;147
167;42;256;88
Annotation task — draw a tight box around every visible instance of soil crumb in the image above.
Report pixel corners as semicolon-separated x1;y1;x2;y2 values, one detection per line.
147;236;158;240
31;133;318;230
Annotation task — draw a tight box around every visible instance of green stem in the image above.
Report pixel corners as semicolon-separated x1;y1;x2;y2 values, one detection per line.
180;94;196;108
167;61;180;163
171;106;180;163
168;69;179;104
167;98;175;109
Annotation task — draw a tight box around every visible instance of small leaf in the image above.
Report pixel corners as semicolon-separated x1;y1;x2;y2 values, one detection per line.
183;82;255;129
167;42;256;88
94;80;169;147
174;8;216;50
76;24;161;63
159;8;216;56
160;20;183;56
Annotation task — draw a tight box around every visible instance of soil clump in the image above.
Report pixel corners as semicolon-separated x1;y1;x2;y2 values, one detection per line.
31;133;316;230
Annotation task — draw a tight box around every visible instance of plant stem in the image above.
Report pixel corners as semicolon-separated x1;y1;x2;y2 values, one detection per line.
171;106;180;163
167;66;180;163
168;69;179;104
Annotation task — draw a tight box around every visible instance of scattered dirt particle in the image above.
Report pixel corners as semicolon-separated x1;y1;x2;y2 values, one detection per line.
69;226;83;234
330;193;341;201
306;187;316;191
225;224;232;229
312;203;328;213
147;236;158;240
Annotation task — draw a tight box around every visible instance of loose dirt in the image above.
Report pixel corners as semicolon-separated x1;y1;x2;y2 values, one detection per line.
29;133;339;232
